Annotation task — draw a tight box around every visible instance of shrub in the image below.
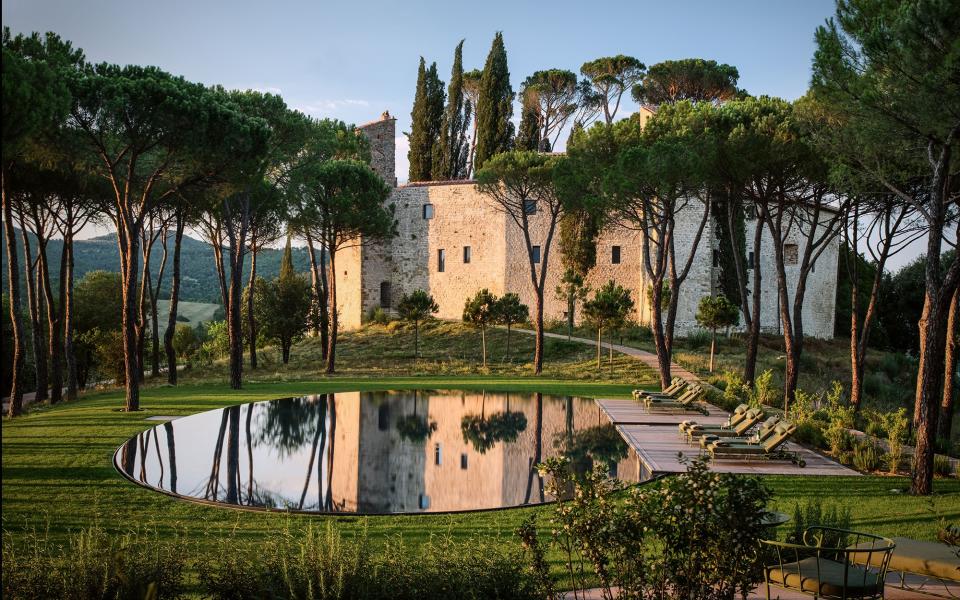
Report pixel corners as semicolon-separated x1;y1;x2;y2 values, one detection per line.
794;421;827;449
529;456;771;600
934;455;955;478
881;408;909;474
198;524;536;600
2;526;186;600
786;500;852;549
366;306;390;325
685;328;712;350
852;441;885;473
748;370;779;408
788;387;819;425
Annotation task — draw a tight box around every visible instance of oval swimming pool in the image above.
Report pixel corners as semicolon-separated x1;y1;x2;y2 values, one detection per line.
113;389;635;514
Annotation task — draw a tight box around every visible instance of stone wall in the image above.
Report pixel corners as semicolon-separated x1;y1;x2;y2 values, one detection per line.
340;114;839;339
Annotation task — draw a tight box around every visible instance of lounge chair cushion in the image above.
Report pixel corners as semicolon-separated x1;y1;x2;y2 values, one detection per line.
766;557;884;598
850;537;960;582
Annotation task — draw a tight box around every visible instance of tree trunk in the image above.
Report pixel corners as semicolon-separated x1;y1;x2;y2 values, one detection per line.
164;421;178;494
650;282;672;388
414;320;419;358
481;323;487;368
709;328;716;373
228;252;244;388
311;240;330;361
64;232;78;402
596;326;602;369
939;288;958;441
566;290;575;340
282;338;291;364
38;237;64;404
325;250;337;374
3;171;26;416
506;322;512;362
120;221;142;411
533;290;544;374
743;219;764;385
21;227;48;401
164;214;184;385
247;249;258;369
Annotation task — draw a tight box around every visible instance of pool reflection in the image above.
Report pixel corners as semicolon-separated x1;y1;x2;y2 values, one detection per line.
116;390;644;514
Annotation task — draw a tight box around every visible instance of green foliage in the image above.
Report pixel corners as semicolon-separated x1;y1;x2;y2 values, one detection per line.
171;323;198;362
76;328;126;386
553;423;628;472
493;293;529;328
882;408;909;474
408;57;445;182
530;456;771;599
685;328;713;350
199;320;230;362
73;270;123;335
252;239;311;364
696;296;740;332
582;280;634;334
197;524;538;600
748;369;779;408
825;384;856;456
632;58;740;105
580;55;645;124
473;32;514;171
934;455;955;478
432;40;470;180
395;415;437;443
397;289;439;358
786;500;852;548
852;441;885;473
1;525;186;600
711;192;747;307
519;69;579;151
462;289;497;329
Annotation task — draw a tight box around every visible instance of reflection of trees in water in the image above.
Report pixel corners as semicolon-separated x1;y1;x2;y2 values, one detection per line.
396;390;437;443
256;397;324;458
460;391;528;454
164;421;177;494
523;393;544;504
298;394;328;510
553;422;628;474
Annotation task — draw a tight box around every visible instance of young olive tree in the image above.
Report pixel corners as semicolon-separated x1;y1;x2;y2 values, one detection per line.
494;292;529;363
476;151;563;375
582;281;634;371
397;289;438;358
695;295;739;373
463;289;498;368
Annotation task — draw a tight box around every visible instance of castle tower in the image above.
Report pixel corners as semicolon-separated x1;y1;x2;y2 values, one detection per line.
358;111;397;187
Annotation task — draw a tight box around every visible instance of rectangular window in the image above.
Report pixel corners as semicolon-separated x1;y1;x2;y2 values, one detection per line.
712;249;720;268
419;494;431;509
437;249;445;272
460;453;468;470
434;443;442;466
612;245;621;264
423;203;434;219
379;281;391;309
747;251;755;270
463;246;471;264
531;245;541;264
784;243;799;266
524;199;537;215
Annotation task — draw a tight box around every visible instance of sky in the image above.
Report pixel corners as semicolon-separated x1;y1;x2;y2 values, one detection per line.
6;0;932;269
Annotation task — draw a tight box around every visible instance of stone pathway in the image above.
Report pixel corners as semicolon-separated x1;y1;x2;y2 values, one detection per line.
514;328;700;383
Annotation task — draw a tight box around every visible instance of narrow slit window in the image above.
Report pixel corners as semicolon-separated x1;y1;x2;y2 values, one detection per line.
437;249;445;272
423;204;434;219
748;251;755;270
612;245;621;264
434;443;442;466
460;453;468;470
524;199;537;215
531;245;541;264
463;246;471;264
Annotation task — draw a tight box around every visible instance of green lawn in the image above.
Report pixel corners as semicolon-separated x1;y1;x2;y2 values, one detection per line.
3;325;959;592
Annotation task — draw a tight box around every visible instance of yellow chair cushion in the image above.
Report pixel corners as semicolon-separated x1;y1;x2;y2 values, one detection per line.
767;556;884;598
850;537;960;582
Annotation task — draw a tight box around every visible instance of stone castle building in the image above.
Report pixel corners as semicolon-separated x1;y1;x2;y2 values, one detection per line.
338;112;839;339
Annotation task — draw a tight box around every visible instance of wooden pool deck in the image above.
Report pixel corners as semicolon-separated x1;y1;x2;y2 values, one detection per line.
597;398;859;478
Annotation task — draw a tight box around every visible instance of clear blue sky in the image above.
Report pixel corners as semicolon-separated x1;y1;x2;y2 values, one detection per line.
3;0;838;180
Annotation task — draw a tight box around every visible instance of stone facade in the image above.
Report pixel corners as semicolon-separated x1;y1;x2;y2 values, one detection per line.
341;112;838;339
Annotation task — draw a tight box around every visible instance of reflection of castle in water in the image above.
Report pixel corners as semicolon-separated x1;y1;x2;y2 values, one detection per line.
117;390;645;514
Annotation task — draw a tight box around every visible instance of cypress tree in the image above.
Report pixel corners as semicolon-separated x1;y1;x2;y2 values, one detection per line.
408;58;432;181
515;99;540;151
433;40;470;180
425;62;445;177
711;191;746;307
473;32;514;170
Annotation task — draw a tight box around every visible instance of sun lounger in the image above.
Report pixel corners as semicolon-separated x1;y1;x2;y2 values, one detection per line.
644;385;709;415
678;403;749;435
683;407;763;441
699;415;782;449
708;421;805;466
632;377;686;401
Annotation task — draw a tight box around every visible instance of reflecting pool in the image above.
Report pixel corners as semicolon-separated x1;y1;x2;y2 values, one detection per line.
114;390;639;514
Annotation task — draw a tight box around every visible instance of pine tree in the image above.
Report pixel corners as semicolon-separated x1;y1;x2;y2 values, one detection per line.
473;32;514;171
408;58;431;182
433;40;471;180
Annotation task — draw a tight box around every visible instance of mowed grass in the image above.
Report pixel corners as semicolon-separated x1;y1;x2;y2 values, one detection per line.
3;323;958;591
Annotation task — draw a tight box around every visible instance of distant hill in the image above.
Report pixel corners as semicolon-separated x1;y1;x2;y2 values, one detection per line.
1;228;315;305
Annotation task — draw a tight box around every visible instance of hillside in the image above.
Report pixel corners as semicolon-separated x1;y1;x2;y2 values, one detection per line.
1;228;314;305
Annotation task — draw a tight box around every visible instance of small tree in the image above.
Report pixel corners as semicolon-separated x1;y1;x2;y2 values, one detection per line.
171;323;198;365
463;289;498;368
397;289;439;358
494;293;529;362
254;239;311;364
582;281;635;371
695;295;740;372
